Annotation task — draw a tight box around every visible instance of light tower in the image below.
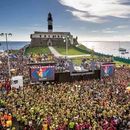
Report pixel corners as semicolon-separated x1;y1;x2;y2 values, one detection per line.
48;12;53;32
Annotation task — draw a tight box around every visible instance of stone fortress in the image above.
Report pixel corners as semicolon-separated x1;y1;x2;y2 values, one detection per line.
30;12;78;47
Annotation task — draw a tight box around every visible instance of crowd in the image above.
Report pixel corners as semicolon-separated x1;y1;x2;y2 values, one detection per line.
0;49;130;130
28;53;113;73
0;66;130;129
28;53;55;63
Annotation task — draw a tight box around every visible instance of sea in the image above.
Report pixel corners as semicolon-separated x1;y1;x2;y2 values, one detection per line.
82;41;130;59
0;41;130;59
0;41;30;52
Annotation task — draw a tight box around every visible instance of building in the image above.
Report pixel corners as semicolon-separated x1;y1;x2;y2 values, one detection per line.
30;12;78;47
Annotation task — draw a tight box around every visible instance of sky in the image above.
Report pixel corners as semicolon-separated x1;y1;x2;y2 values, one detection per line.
0;0;130;41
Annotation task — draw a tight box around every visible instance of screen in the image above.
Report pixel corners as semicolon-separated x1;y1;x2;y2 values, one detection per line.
31;66;55;81
101;64;115;78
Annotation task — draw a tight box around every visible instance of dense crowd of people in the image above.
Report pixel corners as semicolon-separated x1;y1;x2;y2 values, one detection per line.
0;49;130;130
28;52;113;72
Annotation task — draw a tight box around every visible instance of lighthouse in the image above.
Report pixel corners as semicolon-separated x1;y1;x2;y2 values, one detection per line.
48;12;53;32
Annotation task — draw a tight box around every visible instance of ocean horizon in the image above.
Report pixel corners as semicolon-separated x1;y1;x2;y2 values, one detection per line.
0;41;30;51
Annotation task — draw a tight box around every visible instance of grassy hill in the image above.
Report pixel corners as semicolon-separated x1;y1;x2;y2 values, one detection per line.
54;45;88;55
24;44;89;56
25;47;50;55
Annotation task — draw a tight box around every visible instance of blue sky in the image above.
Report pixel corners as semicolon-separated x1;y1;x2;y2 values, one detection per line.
0;0;130;41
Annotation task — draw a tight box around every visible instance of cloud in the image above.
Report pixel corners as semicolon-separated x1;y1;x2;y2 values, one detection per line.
115;25;128;29
91;30;99;33
79;34;130;42
58;0;130;23
91;29;117;34
102;30;117;34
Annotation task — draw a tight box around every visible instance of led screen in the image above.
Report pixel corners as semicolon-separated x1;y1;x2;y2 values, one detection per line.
101;64;115;78
31;66;55;81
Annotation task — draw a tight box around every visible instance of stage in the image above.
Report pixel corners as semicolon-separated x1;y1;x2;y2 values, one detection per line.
55;70;100;82
28;62;101;83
